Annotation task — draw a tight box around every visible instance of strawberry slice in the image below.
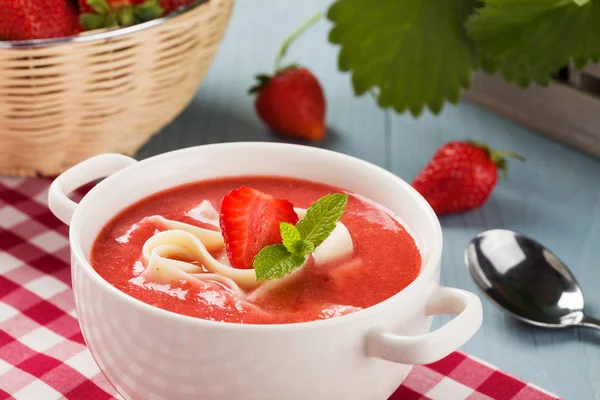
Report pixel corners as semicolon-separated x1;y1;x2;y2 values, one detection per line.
220;186;299;270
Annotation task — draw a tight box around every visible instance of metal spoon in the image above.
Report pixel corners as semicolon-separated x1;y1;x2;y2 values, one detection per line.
465;229;600;330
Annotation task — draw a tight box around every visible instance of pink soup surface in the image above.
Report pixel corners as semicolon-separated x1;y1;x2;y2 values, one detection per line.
91;176;422;324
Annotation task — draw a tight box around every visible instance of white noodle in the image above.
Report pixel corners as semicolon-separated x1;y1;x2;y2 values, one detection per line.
139;205;355;298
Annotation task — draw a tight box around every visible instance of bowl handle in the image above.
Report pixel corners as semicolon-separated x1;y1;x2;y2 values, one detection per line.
366;286;483;365
48;153;138;226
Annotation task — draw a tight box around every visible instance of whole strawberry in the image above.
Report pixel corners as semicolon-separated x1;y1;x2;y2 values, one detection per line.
412;141;524;216
249;13;326;141
0;0;79;41
251;67;326;141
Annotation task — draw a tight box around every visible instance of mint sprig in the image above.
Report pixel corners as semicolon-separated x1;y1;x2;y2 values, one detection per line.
280;222;303;253
254;193;349;281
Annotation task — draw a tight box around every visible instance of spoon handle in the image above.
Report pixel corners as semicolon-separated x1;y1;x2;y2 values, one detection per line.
580;315;600;330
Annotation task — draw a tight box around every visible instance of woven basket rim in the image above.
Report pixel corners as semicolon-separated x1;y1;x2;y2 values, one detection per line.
0;0;210;49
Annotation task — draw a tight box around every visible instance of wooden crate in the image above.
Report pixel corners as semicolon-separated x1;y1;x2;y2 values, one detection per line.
463;64;600;159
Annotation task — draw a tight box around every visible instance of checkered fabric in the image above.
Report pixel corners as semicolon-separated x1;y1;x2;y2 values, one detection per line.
0;177;561;400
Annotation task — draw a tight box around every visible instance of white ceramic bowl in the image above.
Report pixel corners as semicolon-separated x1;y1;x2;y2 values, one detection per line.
48;143;482;400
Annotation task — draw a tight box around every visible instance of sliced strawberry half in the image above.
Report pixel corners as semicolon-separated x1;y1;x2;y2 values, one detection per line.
220;186;299;270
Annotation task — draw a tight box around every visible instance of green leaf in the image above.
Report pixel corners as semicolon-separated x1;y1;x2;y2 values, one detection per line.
573;0;590;7
299;241;315;255
254;244;306;281
327;0;477;116
280;222;303;254
248;74;272;95
104;13;118;27
296;193;348;249
79;13;107;30
467;0;600;87
252;193;349;281
117;7;136;27
134;0;164;22
87;0;111;15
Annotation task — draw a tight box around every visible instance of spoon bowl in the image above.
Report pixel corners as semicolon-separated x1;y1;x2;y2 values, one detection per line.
465;229;600;330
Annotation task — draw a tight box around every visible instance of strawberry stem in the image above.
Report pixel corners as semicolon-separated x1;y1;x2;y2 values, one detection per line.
274;11;322;72
494;151;526;162
468;140;525;179
135;0;164;22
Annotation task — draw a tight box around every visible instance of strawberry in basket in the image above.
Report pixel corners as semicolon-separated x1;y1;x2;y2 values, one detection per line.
79;0;162;29
78;0;194;30
0;0;80;41
161;0;195;13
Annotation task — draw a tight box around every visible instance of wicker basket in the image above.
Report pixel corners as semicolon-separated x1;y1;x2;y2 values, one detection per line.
0;0;233;177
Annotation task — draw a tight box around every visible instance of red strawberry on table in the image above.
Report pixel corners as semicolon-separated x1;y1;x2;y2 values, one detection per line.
220;186;299;270
251;67;326;141
249;12;326;141
412;141;524;216
0;0;80;41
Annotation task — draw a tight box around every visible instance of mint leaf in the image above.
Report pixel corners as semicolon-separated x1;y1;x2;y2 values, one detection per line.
467;0;600;87
299;241;315;255
327;0;477;116
253;193;348;281
280;222;303;254
254;244;306;281
296;193;348;249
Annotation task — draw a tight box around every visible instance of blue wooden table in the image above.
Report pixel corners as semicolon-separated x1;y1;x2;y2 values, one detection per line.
137;1;600;399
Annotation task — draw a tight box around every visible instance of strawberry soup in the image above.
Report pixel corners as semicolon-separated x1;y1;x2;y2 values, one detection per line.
91;176;421;324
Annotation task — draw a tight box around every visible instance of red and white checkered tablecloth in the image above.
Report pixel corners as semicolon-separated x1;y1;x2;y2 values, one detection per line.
0;177;562;400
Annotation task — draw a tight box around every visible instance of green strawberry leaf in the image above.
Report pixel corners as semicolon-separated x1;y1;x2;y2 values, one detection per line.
254;244;306;281
467;0;600;88
117;7;136;27
104;13;119;27
134;0;164;22
295;193;348;249
248;74;272;95
87;0;111;15
327;0;477;116
80;13;108;30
